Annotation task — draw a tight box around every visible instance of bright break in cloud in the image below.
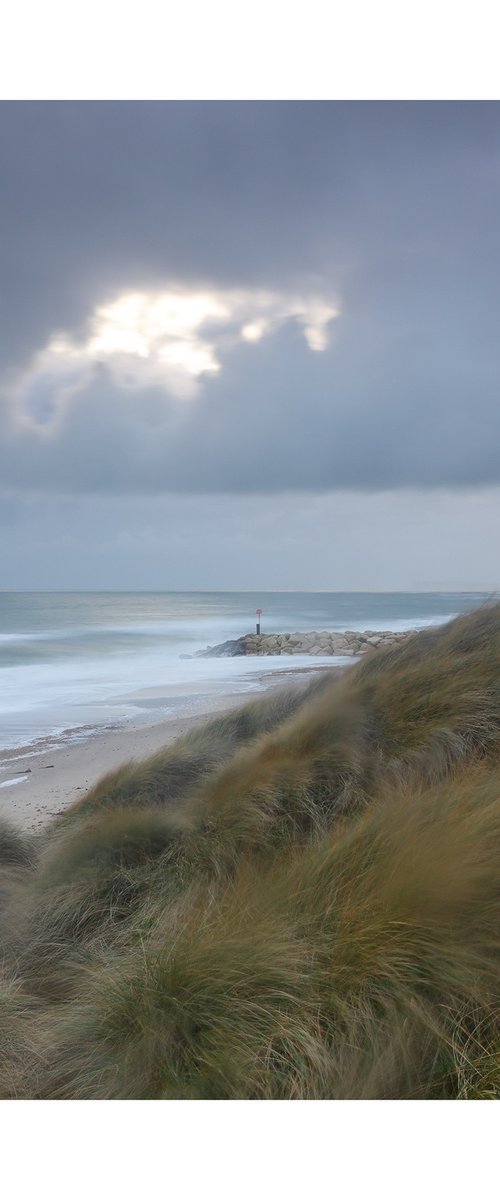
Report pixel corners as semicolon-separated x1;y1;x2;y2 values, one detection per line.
11;285;339;421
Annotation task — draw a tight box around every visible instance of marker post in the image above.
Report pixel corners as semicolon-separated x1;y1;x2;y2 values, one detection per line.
256;608;262;635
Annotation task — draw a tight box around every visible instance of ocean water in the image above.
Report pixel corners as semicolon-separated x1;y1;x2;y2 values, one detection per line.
0;591;490;753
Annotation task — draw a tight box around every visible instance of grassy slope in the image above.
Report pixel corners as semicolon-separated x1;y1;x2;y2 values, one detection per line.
2;605;500;1097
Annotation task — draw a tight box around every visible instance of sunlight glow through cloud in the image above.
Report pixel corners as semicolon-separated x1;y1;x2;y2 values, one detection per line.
11;284;339;423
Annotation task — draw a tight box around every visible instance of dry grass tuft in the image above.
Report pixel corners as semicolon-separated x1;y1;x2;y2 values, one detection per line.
3;604;500;1097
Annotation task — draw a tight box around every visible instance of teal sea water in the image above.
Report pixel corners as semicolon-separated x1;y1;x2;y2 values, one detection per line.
0;591;490;753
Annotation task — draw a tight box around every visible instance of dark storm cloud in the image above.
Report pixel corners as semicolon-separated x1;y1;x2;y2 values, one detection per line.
1;101;499;493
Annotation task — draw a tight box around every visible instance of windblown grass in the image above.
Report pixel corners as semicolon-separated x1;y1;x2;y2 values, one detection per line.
3;603;500;1098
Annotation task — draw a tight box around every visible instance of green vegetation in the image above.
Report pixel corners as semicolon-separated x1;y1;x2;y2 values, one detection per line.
3;604;500;1098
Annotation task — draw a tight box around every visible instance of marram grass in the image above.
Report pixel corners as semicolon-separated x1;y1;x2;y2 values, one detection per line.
3;604;500;1097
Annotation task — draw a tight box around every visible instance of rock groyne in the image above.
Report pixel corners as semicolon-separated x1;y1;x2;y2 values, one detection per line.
194;629;416;658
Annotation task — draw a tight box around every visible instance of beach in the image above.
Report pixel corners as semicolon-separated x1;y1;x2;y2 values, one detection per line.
0;664;338;832
0;591;484;832
0;700;241;832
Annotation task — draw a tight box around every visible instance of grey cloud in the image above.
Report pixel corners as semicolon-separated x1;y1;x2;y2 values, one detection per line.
1;487;500;592
1;309;499;494
1;101;500;496
1;102;499;358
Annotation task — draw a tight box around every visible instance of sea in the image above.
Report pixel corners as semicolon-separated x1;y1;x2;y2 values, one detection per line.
0;591;491;756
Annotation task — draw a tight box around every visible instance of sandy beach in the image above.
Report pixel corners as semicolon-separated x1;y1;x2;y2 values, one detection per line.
0;704;238;833
0;664;338;833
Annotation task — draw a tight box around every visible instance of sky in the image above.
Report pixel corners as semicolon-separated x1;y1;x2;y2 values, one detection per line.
1;100;500;590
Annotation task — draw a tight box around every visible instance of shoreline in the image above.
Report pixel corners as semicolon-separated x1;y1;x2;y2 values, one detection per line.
0;663;341;833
